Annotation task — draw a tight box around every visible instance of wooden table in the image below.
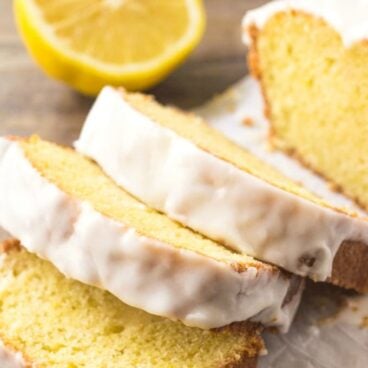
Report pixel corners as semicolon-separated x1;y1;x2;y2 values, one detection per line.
0;0;267;145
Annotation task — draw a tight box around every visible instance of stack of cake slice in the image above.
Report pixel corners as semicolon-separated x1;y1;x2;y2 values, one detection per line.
0;135;303;366
76;86;368;293
3;1;368;363
0;135;302;330
2;82;368;366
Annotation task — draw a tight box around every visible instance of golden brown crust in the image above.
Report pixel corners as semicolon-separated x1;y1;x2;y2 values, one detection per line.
0;239;21;253
247;24;273;126
223;356;258;368
248;10;318;136
219;322;263;368
329;240;368;293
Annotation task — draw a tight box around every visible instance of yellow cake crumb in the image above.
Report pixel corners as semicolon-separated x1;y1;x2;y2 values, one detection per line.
0;240;263;368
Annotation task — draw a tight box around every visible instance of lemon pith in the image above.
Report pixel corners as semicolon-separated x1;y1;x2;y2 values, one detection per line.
14;0;205;95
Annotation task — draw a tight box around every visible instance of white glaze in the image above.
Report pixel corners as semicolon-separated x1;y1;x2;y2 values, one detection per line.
0;138;301;331
242;0;368;47
76;87;368;281
0;341;27;368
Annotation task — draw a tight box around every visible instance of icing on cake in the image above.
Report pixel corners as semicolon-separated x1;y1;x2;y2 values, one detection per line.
76;87;368;282
0;137;301;331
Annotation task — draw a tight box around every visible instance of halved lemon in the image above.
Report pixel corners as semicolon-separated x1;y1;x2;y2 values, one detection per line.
14;0;205;95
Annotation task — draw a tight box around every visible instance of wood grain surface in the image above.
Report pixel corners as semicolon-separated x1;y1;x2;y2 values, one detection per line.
0;0;267;145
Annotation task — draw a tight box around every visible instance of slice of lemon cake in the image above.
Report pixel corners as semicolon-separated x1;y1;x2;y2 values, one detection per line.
76;86;368;291
0;239;264;368
0;136;302;331
243;0;368;210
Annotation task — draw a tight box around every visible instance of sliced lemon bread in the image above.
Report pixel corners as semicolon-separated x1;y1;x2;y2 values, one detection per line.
0;239;264;368
76;86;368;291
0;136;302;331
243;0;368;210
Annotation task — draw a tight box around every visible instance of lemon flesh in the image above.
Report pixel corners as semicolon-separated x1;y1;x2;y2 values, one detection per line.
14;0;205;95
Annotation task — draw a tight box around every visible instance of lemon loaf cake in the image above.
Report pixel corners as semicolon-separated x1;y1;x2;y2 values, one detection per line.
243;0;368;210
0;239;264;368
0;136;302;331
76;86;368;291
